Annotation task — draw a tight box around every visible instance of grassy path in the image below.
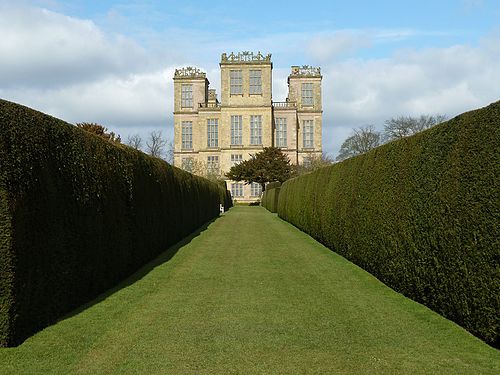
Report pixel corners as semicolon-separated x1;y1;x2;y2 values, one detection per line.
1;206;498;374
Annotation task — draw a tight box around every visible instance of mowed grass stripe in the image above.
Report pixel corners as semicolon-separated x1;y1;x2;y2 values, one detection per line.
1;206;498;374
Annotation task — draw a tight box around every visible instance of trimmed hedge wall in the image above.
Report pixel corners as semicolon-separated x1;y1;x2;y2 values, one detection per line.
261;182;281;213
0;99;229;347
218;180;233;211
278;101;500;347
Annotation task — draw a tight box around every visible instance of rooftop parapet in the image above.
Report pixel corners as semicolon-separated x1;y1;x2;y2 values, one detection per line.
290;65;322;78
221;51;272;64
208;89;218;101
174;66;206;79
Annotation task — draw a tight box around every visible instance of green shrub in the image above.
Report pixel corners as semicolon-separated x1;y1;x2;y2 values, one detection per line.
0;99;227;347
278;101;500;347
266;181;281;190
262;188;280;213
217;180;233;211
261;182;281;212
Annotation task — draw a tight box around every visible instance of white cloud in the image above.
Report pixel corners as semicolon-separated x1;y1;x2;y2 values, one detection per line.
308;31;372;62
0;3;175;143
1;68;174;136
1;4;498;159
0;4;150;88
321;35;500;155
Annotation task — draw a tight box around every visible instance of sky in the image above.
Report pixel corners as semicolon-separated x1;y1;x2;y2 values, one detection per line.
0;0;499;157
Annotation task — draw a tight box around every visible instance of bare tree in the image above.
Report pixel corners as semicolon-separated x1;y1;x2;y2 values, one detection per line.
146;130;168;159
384;114;447;141
180;157;207;176
336;125;381;162
295;152;334;175
166;140;174;164
76;122;121;144
126;134;143;150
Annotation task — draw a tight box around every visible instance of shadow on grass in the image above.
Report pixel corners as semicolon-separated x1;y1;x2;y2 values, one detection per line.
58;215;224;324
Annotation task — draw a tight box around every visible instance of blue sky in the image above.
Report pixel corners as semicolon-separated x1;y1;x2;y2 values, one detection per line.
1;0;499;156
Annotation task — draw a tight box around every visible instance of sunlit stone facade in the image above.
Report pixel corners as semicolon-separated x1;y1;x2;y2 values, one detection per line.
173;52;322;202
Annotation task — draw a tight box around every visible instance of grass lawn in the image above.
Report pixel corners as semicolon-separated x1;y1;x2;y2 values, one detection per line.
1;206;498;374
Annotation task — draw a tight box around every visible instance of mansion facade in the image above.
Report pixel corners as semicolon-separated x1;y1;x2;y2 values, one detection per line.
173;51;323;202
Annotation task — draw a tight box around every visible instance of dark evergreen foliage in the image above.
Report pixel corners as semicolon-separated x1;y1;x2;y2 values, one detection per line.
225;147;292;189
261;182;281;213
76;122;121;144
278;101;500;347
217;180;233;211
0;99;229;347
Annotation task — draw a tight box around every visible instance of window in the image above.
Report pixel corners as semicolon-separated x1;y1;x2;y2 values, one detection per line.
207;156;219;175
207;119;218;148
231;183;244;197
231;154;243;167
231;115;242;145
275;118;287;147
250;182;262;197
181;157;193;172
301;83;313;106
181;121;192;149
249;70;262;94
303;120;314;148
181;84;193;108
230;70;243;95
303;156;312;169
250;115;262;145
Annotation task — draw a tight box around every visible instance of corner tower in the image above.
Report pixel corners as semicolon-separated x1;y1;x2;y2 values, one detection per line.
173;67;209;170
286;66;323;164
173;54;323;203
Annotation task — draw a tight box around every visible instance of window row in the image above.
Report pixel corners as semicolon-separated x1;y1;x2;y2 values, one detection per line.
275;118;287;147
181;84;193;108
275;118;314;148
182;155;315;176
180;118;314;149
230;69;262;95
181;154;243;173
301;83;313;106
180;117;263;149
231;114;262;145
231;182;262;198
181;80;313;109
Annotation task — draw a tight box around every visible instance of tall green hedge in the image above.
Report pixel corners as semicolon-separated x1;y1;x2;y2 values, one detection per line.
217;180;233;211
278;101;500;347
261;182;281;213
0;99;229;347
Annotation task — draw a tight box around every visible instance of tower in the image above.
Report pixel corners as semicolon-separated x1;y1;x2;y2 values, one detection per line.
173;53;323;202
287;66;323;166
173;67;209;172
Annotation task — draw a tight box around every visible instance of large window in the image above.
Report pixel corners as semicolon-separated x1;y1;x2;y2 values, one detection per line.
249;70;262;94
181;121;192;149
231;154;243;167
230;70;243;95
303;156;312;169
275;118;287;147
250;182;262;197
231;115;242;145
301;83;313;106
303;120;314;148
207;156;219;175
181;157;193;172
250;115;262;145
181;84;193;108
207;119;218;148
231;183;244;197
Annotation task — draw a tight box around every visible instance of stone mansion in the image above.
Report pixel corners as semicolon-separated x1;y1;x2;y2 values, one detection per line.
173;51;323;202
